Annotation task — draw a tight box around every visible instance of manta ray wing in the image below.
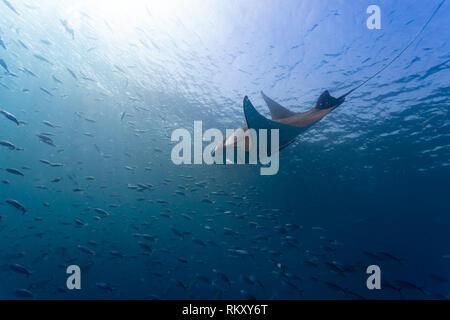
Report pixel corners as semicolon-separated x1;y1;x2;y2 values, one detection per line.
243;96;311;150
261;91;296;120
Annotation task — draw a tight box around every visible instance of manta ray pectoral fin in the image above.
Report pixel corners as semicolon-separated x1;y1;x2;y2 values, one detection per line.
243;96;311;150
260;91;296;120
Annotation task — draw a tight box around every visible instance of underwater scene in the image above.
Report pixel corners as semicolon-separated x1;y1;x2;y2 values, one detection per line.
0;0;449;300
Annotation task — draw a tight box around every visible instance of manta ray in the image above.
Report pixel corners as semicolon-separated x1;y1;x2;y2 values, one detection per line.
249;90;345;150
214;90;345;155
214;0;445;158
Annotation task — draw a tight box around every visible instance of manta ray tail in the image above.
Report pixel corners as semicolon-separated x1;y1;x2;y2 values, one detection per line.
337;0;446;100
261;91;296;120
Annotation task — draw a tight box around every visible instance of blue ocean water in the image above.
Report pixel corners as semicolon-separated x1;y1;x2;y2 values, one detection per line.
0;0;449;300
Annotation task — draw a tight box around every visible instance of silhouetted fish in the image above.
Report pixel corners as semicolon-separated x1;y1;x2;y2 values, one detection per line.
0;109;19;125
60;20;75;40
33;54;52;65
6;168;24;176
52;75;63;84
40;87;53;96
67;68;77;80
0;140;21;150
10;263;31;276
14;289;34;298
2;0;19;15
5;199;27;214
77;245;95;255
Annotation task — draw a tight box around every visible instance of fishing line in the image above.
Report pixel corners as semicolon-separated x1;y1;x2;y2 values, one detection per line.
338;0;446;99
